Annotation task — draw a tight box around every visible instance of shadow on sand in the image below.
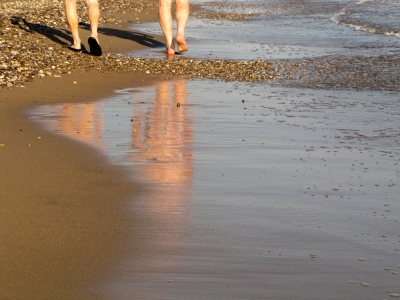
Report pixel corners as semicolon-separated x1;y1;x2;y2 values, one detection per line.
14;20;165;55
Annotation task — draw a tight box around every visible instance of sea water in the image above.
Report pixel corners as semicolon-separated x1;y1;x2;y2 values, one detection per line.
333;0;400;37
135;0;400;60
31;0;400;299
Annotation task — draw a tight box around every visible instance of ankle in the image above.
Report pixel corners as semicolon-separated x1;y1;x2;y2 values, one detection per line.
73;38;81;48
90;34;98;41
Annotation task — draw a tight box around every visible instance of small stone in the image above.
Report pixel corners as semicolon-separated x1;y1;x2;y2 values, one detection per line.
360;283;370;287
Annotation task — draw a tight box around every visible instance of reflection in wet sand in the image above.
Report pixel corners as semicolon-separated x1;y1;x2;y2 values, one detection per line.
38;79;194;189
128;80;194;229
32;79;195;297
53;102;105;147
130;79;194;184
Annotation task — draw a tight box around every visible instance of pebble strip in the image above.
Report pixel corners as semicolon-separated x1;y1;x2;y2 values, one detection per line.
281;54;400;92
0;0;292;89
1;0;399;92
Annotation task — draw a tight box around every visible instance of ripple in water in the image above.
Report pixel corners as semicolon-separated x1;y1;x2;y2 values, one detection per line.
333;0;400;37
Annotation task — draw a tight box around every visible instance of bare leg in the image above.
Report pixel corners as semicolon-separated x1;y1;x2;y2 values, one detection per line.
175;0;189;52
65;0;81;49
159;0;175;54
86;0;100;43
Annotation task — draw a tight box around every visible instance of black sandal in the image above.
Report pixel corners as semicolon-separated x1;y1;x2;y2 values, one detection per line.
88;37;102;56
67;44;82;52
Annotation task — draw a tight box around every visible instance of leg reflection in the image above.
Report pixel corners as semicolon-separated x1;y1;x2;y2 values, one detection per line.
131;79;194;185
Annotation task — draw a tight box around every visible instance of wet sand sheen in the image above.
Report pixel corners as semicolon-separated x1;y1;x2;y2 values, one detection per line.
32;79;400;299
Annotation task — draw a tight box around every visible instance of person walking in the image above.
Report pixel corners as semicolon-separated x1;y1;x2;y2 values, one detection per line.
65;0;102;56
158;0;189;55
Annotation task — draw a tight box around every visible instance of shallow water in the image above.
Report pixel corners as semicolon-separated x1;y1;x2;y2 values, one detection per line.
133;0;400;61
31;78;400;299
333;0;400;37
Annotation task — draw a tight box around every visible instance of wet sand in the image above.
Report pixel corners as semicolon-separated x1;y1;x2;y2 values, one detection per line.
0;70;166;299
1;2;172;298
0;5;167;294
32;79;400;299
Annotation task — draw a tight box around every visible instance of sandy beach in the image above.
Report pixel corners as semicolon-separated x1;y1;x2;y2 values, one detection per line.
0;72;166;299
1;0;400;299
0;1;165;297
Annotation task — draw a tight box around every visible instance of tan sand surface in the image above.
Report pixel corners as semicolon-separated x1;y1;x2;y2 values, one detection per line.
0;71;160;299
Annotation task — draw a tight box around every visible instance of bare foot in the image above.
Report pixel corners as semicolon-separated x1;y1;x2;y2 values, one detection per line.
176;35;188;52
165;53;175;60
68;44;81;50
164;47;175;54
164;39;176;54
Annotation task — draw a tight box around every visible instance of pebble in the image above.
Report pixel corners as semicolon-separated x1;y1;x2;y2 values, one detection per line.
360;283;370;287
